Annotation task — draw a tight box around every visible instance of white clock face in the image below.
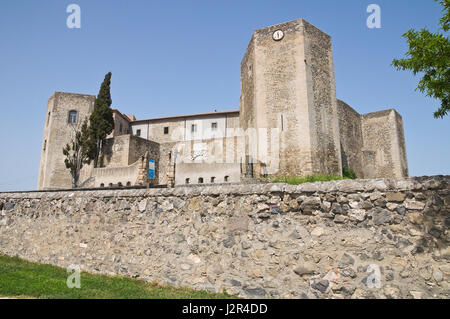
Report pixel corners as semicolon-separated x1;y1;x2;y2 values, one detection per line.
273;30;284;41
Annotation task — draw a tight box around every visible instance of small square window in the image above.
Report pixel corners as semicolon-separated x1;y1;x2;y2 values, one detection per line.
68;110;77;124
164;127;169;134
211;122;218;131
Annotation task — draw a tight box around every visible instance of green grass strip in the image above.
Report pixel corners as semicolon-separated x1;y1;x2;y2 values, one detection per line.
0;254;236;299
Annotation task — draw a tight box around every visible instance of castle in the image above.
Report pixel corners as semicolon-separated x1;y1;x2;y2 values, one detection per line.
38;19;408;190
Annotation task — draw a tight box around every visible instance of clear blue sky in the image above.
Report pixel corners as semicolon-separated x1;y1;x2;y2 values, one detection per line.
0;0;448;191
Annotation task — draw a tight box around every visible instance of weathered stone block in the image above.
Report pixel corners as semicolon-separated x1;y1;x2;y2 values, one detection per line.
386;192;405;202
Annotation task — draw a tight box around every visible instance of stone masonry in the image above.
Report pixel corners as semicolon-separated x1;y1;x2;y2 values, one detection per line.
37;18;409;190
1;176;449;299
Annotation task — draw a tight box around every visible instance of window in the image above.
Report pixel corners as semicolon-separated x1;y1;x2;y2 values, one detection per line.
191;124;197;133
43;140;47;151
198;177;204;184
109;183;113;188
119;123;123;133
210;177;215;183
100;183;105;188
164;127;169;134
211;122;218;131
224;176;229;182
118;182;123;187
126;182;131;187
68;110;77;124
185;178;190;184
47;112;51;126
168;152;172;161
136;129;141;137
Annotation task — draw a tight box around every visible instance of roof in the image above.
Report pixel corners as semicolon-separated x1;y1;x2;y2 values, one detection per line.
112;109;135;122
130;110;240;124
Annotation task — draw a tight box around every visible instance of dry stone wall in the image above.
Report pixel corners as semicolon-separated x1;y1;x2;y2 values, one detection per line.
1;176;449;299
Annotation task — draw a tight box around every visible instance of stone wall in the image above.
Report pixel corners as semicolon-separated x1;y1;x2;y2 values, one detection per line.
337;102;409;180
1;176;449;299
110;110;131;138
91;163;140;188
361;110;408;179
175;162;240;185
302;20;342;176
102;135;159;186
159;136;245;186
103;135;132;167
392;111;409;178
337;100;364;178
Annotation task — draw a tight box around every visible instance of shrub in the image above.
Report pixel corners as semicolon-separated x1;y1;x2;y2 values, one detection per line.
342;168;356;179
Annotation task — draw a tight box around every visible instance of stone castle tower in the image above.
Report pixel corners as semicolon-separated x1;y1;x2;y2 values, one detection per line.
240;19;342;177
240;18;407;179
38;93;95;190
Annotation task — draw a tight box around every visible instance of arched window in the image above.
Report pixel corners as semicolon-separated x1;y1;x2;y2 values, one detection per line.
224;176;229;182
109;183;113;187
100;183;105;188
68;110;77;124
126;182;131;187
198;177;204;184
118;182;123;187
185;178;190;184
210;177;215;183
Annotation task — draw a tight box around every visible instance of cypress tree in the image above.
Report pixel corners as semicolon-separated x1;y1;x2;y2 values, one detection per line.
89;72;115;167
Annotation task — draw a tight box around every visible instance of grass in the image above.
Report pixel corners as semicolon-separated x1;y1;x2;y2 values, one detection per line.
0;254;236;299
271;174;348;185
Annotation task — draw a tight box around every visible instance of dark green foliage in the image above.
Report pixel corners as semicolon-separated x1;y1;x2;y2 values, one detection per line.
89;72;115;167
0;254;236;299
342;168;356;180
392;0;450;118
63;119;93;188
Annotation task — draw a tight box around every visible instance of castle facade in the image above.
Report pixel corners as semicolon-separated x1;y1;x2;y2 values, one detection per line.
38;19;408;190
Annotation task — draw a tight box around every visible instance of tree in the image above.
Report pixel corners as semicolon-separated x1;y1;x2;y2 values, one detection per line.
63;119;93;188
392;0;450;118
89;72;115;167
